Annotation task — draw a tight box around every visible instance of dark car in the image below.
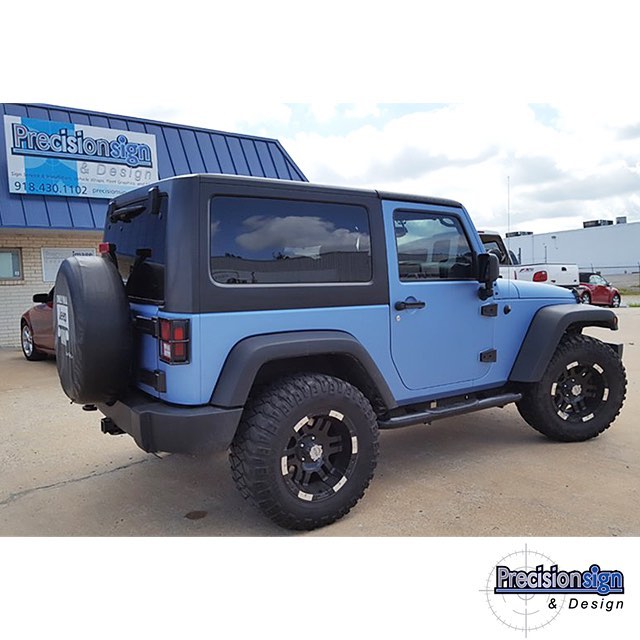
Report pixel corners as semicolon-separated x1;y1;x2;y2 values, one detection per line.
20;289;55;360
577;272;621;307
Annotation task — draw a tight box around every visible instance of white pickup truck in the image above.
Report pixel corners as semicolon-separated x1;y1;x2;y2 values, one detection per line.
478;231;579;288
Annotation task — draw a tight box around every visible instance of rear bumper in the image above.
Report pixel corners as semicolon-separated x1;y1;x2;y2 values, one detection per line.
97;392;243;455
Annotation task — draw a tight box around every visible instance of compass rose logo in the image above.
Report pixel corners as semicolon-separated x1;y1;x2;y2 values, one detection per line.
482;546;566;636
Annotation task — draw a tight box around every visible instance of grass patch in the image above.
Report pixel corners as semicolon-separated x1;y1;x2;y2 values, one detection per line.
629;303;640;308
617;287;640;296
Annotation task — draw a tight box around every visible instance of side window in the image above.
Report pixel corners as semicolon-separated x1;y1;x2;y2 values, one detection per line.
210;196;372;284
393;211;474;281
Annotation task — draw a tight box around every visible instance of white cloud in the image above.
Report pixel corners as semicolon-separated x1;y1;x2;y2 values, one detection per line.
283;103;640;234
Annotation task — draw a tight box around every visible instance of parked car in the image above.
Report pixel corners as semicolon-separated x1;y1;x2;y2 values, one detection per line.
20;289;55;360
577;272;621;307
478;231;579;288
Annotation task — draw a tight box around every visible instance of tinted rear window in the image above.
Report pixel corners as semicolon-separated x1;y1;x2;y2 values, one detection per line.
105;199;166;302
210;196;372;284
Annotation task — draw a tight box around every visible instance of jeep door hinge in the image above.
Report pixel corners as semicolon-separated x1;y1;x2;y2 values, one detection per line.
481;303;498;317
139;369;167;392
134;315;159;338
480;349;497;363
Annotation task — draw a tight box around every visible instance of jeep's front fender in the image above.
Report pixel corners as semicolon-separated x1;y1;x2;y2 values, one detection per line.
210;330;396;409
509;304;619;383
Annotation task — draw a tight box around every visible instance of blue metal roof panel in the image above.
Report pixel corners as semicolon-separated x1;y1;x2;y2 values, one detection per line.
0;102;307;230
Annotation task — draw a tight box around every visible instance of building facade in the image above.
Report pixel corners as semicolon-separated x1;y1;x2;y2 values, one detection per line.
0;103;306;347
506;221;640;276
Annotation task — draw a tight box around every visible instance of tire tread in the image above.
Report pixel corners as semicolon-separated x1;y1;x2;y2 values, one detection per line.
517;334;626;442
230;373;378;530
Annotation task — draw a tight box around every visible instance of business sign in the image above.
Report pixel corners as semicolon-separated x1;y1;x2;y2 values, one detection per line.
4;115;158;200
41;248;96;282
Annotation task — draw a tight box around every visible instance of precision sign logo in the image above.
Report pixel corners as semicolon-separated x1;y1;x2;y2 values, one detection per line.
4;115;158;200
495;563;624;596
10;121;152;167
482;547;625;635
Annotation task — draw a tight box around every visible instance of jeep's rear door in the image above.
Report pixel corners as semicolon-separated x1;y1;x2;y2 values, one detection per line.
104;187;167;392
383;201;496;391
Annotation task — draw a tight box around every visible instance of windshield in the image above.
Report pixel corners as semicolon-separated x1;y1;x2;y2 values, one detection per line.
480;234;513;265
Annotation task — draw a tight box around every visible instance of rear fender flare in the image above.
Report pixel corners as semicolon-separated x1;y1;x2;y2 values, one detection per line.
210;330;396;409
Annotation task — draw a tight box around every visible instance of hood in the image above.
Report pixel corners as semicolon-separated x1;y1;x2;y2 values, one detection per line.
510;280;575;300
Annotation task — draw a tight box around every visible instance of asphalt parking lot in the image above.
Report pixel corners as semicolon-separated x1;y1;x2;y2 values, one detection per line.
1;310;639;537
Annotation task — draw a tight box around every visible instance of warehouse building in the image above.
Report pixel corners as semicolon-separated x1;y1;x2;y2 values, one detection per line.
0;103;306;347
506;219;640;276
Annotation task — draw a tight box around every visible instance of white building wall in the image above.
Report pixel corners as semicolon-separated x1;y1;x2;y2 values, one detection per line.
506;222;640;275
0;230;101;347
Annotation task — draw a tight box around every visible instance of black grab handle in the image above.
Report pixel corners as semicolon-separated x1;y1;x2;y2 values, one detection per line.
395;300;426;311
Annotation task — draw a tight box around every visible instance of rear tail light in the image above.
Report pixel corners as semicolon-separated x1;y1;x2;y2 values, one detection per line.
159;318;190;364
533;270;548;282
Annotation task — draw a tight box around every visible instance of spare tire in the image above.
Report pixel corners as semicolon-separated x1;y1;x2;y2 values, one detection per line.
55;255;132;404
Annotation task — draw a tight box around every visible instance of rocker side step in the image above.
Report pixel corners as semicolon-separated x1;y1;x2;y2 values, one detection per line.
378;392;522;430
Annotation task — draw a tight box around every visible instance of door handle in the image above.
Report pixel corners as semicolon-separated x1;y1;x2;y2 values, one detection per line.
395;299;426;311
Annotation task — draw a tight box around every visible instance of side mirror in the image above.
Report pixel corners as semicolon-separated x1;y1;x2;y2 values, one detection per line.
477;253;499;300
33;293;49;304
478;252;499;284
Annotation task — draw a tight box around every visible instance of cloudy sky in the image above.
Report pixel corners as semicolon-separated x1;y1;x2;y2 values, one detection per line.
93;102;640;236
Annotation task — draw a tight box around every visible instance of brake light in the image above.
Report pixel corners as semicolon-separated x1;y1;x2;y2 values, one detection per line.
159;318;190;364
533;270;548;282
99;242;115;255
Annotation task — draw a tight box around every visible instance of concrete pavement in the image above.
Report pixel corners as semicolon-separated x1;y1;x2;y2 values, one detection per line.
1;309;638;536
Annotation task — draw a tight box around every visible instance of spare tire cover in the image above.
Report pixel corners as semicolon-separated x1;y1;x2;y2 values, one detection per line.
55;255;132;404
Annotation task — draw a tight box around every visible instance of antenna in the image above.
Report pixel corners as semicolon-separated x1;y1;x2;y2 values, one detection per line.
507;175;511;238
505;175;513;281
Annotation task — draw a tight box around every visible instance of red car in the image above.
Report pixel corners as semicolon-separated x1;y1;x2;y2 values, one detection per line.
577;272;621;307
20;289;55;360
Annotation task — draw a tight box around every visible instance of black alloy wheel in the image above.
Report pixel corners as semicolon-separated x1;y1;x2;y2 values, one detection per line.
281;410;358;503
551;361;606;424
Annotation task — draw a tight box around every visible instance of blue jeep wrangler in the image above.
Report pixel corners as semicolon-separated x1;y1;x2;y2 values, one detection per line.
54;174;627;530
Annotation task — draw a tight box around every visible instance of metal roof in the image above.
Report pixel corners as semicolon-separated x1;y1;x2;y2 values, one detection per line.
0;103;307;231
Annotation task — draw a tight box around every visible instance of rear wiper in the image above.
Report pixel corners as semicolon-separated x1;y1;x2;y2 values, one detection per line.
108;186;161;224
109;203;145;223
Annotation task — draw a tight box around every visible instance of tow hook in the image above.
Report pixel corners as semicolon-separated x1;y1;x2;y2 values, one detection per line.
101;417;125;436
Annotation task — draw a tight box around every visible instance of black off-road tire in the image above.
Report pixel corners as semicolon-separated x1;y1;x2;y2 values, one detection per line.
229;373;379;530
517;334;626;442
